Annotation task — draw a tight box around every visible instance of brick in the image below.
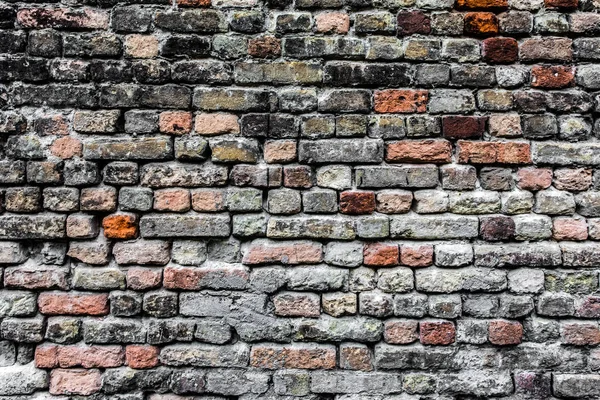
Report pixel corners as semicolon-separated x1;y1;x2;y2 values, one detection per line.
489;320;523;345
456;0;508;8
457;141;531;165
51;137;83;159
420;321;456;345
553;218;588;241
401;244;434;267
483;37;519;63
386;139;452;164
545;0;578;7
127;267;162;290
102;213;138;240
35;344;124;368
264;140;297;163
464;12;498;36
363;243;399;266
38;293;109;316
531;65;575;89
243;239;322;265
273;292;320;317
126;345;160;369
153;189;191;212
50;369;102;395
315;13;350;34
374;90;428;113
248;36;281;58
517;167;553;191
520;38;573;62
375;191;413;214
17;7;109;29
397;11;431;36
159;111;193;134
442;116;486;139
384;320;419;344
340;191;376;214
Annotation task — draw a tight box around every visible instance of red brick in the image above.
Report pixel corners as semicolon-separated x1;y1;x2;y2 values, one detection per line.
159;111;193;135
36;344;124;368
250;345;336;369
126;345;160;369
284;165;312;188
163;265;249;290
127;267;162;290
384;320;419;344
38;293;109;316
154;188;191;212
545;0;578;8
340;191;376;215
517;167;553;191
242;240;322;265
420;321;456;345
456;0;508;8
315;12;350;34
464;12;498;36
401;244;434;267
442;116;487;139
553;218;588;241
457;141;531;165
386;139;452;164
363;243;399;267
51;137;83;159
397;11;431;36
531;65;575;89
102;213;138;240
340;344;372;371
274;292;320;317
483;37;519;64
17;8;109;29
125;34;159;58
264;140;297;164
248;36;281;58
50;369;102;396
561;322;600;345
191;189;226;212
374;90;428;113
489;320;523;345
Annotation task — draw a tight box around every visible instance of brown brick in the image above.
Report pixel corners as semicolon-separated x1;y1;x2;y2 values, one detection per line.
340;343;372;371
561;322;600;345
456;0;508;9
264;140;297;164
517;167;553;191
545;0;578;8
191;189;226;212
284;165;312;188
457;141;531;165
374;90;428;114
480;216;515;241
442;116;487;139
248;36;281;58
340;191;376;215
482;37;518;64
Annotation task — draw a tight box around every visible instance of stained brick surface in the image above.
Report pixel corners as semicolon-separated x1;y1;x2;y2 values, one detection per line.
1;0;600;397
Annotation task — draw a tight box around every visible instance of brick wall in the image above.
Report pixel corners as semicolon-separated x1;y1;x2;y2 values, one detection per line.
1;0;600;397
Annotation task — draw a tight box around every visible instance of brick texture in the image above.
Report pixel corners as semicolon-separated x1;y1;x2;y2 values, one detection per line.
0;0;598;398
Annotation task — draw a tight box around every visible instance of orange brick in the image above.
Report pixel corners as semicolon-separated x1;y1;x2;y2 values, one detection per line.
458;141;531;165
464;12;498;36
374;90;428;113
457;0;508;8
386;140;452;164
102;213;138;240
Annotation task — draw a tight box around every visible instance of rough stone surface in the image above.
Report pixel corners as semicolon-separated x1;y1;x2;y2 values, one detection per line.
0;0;598;397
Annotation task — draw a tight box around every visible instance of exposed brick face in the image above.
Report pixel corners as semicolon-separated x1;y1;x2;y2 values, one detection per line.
2;0;600;397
